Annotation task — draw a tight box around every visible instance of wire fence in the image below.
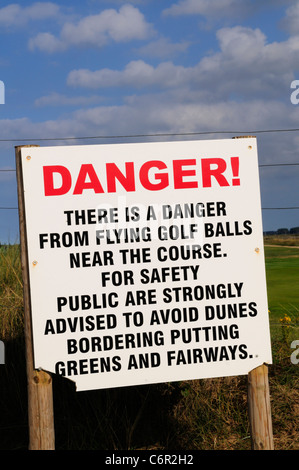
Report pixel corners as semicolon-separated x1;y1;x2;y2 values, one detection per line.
0;128;299;214
0;161;298;212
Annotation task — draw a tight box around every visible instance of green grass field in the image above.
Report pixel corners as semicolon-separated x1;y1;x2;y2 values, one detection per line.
264;245;299;341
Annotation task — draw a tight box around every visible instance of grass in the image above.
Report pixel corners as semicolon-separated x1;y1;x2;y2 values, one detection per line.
0;244;24;341
264;244;299;342
264;234;299;247
0;241;298;450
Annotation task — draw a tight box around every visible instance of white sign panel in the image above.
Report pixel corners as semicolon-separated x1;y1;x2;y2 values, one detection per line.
20;138;272;391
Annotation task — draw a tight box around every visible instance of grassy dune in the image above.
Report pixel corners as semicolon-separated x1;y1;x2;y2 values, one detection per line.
0;242;298;450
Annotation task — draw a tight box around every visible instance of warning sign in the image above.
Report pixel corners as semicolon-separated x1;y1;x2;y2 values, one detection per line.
19;138;272;391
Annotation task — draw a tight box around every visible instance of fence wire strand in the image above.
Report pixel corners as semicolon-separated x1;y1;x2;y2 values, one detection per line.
1;127;299;211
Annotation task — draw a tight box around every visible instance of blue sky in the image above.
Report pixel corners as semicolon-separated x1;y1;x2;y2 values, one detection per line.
1;0;299;242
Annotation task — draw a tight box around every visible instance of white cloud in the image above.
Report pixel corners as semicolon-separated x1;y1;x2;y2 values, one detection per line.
4;97;294;139
0;2;60;27
162;0;242;17
67;60;190;89
0;94;298;151
66;25;299;101
29;4;155;52
34;92;104;107
29;32;65;53
281;1;299;35
197;26;299;96
137;37;191;58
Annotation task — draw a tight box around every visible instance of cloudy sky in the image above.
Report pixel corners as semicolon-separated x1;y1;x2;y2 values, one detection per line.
1;0;299;242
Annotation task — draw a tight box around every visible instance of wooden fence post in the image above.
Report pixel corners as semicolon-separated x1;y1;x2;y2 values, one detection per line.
248;364;274;450
15;145;55;450
232;136;274;449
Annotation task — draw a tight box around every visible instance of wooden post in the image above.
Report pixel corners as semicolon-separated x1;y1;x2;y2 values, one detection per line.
15;145;55;450
248;364;274;450
232;137;274;449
